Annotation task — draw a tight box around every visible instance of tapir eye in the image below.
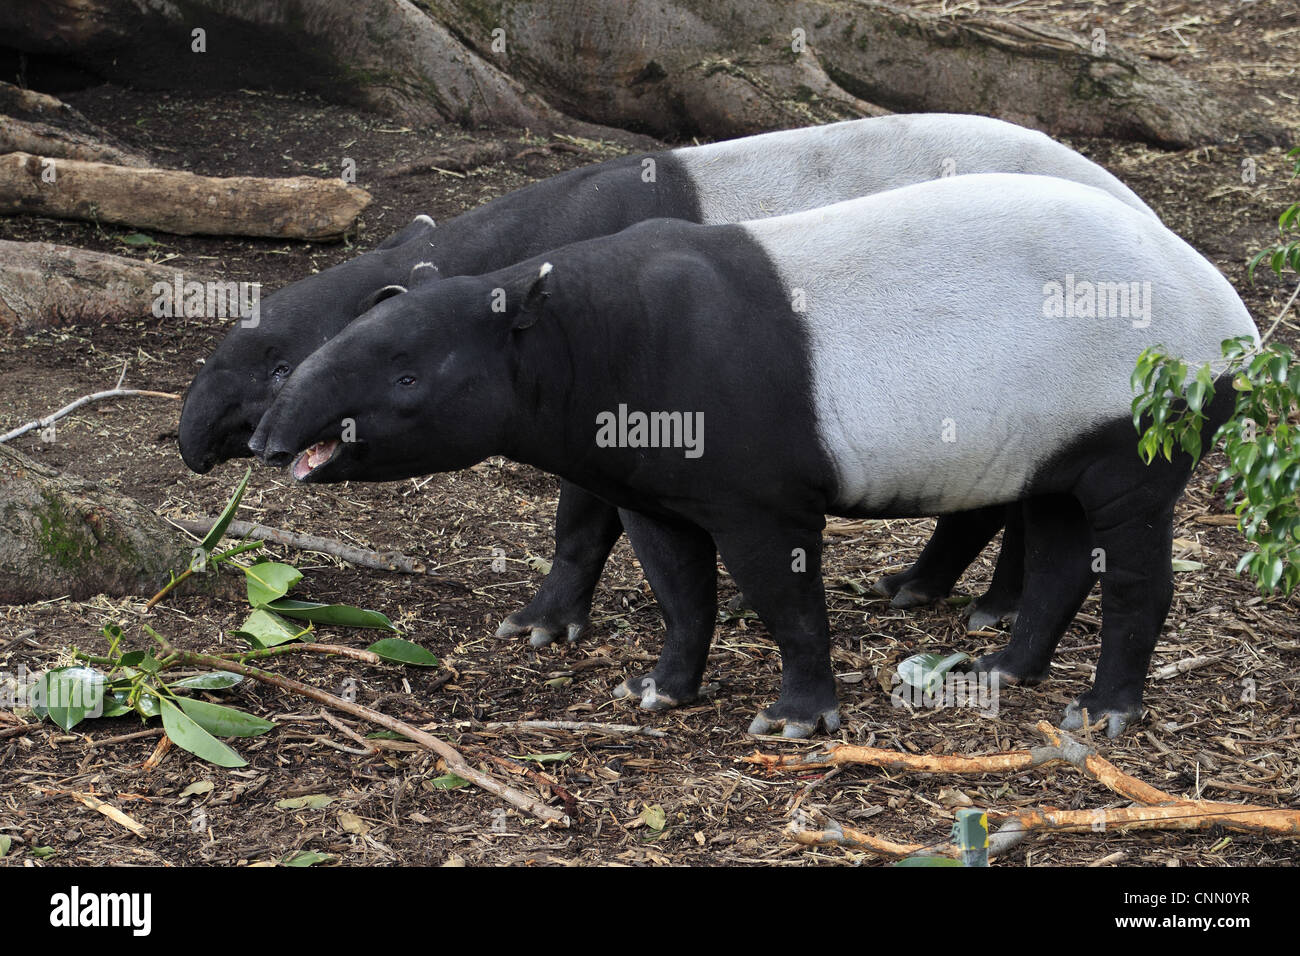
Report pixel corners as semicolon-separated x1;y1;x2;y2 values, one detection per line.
271;362;291;379
397;374;417;387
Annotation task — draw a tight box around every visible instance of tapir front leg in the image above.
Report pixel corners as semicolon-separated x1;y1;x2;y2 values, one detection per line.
712;520;839;738
612;509;718;709
496;481;623;647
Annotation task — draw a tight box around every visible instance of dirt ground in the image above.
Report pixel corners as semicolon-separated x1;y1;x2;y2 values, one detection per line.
1;0;1297;867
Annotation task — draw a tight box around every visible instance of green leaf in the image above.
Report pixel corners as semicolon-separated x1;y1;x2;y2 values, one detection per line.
157;697;247;768
365;730;410;740
232;608;310;647
0;836;10;858
179;781;215;798
31;846;56;859
201;467;252;554
634;804;667;832
282;850;332;867
268;599;396;631
245;561;303;606
119;232;158;247
132;692;160;719
99;696;132;718
428;772;471;790
1171;559;1205;572
277;794;335;810
175;697;275;738
170;671;243;690
366;637;437;665
897;652;971;696
513;751;574;765
31;667;107;731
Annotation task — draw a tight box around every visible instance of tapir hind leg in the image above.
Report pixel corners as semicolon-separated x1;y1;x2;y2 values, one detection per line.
971;495;1097;685
1063;497;1177;738
965;506;1026;630
612;510;718;709
873;507;1005;607
496;481;622;647
712;521;839;738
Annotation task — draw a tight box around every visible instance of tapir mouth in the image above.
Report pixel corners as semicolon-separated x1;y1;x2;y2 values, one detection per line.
291;439;340;481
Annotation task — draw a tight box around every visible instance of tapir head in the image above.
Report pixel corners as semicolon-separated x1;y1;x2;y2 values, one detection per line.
250;261;553;484
176;216;438;473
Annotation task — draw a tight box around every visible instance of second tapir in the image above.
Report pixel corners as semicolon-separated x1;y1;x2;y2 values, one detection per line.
251;174;1256;738
182;114;1160;639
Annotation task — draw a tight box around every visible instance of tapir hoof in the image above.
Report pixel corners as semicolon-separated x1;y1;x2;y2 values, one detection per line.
872;570;947;609
970;649;1048;685
965;597;1019;631
613;675;684;711
748;704;841;739
495;613;583;648
1061;698;1143;739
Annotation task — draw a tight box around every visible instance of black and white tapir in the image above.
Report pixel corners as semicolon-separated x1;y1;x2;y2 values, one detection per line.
182;114;1158;643
249;174;1256;738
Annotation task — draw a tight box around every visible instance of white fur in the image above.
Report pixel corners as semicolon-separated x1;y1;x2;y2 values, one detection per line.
674;114;1156;224
740;174;1256;513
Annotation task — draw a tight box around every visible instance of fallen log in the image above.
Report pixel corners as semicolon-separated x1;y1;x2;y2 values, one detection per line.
0;152;371;240
0;80;150;166
0;239;199;332
0;116;150;166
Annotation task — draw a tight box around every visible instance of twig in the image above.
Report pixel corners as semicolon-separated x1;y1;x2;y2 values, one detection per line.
155;641;569;828
319;709;380;754
142;733;172;772
39;788;147;838
993;803;1300;836
223;642;384;666
0;388;180;443
1260;277;1300;345
168;517;466;584
86;728;165;749
758;720;1300;859
481;720;667;738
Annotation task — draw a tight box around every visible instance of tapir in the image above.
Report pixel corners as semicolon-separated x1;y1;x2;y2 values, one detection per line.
250;174;1255;738
184;114;1159;644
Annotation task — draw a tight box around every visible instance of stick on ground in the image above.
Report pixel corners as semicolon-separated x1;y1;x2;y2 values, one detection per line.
169;517;467;586
157;642;570;828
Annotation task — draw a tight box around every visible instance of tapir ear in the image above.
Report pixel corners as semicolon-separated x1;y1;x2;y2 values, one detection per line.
355;284;407;315
375;214;436;251
408;261;441;289
513;262;552;331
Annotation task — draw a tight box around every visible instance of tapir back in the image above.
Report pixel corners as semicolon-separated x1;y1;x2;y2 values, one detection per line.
675;113;1157;225
740;174;1256;515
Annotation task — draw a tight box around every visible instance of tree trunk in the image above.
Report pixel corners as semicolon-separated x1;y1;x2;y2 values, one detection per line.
433;0;1277;147
0;153;372;240
0;445;224;603
0;0;1275;149
0;240;201;333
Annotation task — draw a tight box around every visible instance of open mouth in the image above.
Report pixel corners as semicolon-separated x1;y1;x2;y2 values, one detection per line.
291;439;340;480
